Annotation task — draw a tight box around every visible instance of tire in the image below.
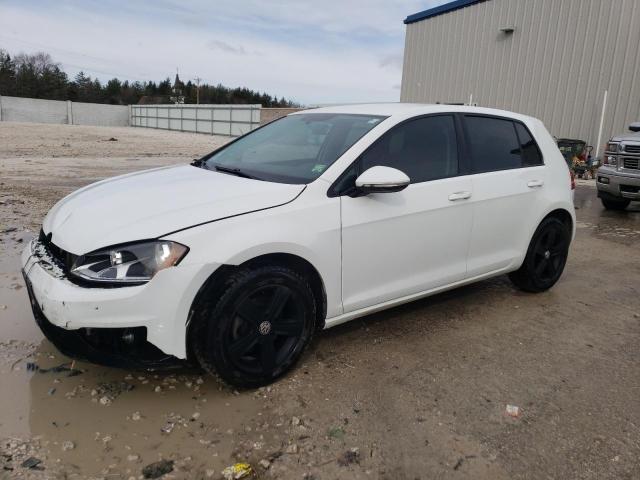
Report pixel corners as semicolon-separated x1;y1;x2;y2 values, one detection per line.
509;217;570;293
191;265;316;388
601;198;630;211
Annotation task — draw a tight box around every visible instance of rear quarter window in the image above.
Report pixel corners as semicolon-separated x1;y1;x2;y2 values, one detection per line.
514;123;543;166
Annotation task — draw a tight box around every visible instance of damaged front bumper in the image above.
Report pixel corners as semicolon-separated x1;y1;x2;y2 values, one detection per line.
21;239;212;368
22;268;180;369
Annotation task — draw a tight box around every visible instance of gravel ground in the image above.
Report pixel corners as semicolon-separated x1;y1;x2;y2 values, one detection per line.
1;122;639;479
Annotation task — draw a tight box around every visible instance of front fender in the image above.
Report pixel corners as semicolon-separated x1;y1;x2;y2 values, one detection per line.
162;193;342;319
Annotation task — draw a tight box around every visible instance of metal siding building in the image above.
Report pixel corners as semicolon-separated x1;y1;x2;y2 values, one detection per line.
401;0;640;153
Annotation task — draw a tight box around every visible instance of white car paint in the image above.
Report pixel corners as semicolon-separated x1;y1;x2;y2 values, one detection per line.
42;164;304;254
22;104;575;359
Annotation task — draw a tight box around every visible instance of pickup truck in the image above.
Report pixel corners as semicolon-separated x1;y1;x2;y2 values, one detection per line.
597;123;640;210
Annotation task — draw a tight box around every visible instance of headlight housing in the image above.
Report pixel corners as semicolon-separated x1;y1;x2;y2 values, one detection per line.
70;240;188;285
606;142;620;153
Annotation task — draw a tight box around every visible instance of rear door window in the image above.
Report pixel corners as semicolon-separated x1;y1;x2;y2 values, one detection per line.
465;116;522;173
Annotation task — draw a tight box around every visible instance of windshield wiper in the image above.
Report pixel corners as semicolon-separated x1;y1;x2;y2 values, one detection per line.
214;165;260;180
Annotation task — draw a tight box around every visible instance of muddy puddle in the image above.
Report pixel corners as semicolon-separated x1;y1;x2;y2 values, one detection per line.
0;234;281;479
573;184;640;245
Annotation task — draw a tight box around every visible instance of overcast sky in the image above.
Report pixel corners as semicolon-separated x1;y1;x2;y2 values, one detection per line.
0;0;445;104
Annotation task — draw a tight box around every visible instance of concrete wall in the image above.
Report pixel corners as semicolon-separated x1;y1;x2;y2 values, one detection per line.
401;0;640;153
131;104;260;136
69;101;130;126
0;96;68;124
0;96;129;126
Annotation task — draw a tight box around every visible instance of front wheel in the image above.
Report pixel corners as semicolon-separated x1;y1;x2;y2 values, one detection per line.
601;198;630;211
192;265;316;388
509;217;570;293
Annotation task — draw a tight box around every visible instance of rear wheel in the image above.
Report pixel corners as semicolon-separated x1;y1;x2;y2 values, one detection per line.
509;217;570;293
601;198;630;211
192;265;316;388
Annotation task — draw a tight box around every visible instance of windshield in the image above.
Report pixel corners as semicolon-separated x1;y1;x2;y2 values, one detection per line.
202;113;386;184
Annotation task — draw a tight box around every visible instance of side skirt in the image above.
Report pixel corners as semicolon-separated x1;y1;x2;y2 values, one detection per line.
323;267;513;329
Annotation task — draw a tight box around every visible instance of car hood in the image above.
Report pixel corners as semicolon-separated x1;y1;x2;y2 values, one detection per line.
43;165;305;254
611;132;640;142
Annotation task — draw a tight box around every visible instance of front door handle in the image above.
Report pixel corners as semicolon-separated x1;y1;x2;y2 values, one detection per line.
448;191;472;201
527;180;544;188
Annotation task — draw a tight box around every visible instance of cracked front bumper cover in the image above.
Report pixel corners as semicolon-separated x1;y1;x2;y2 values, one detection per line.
22;269;185;370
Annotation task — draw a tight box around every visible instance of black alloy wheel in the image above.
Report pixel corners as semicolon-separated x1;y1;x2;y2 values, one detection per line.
193;265;316;388
225;284;306;377
530;223;568;283
509;216;570;293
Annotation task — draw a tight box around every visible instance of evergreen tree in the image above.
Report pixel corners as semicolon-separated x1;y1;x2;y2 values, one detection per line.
0;46;300;107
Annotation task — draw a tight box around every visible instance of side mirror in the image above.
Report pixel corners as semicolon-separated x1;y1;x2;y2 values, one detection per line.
355;166;410;194
629;122;640;132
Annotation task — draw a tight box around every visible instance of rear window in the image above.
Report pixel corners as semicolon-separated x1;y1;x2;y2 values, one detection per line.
465;116;543;173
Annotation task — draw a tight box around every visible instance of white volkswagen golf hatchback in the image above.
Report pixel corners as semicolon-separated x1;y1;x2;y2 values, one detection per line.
22;104;575;387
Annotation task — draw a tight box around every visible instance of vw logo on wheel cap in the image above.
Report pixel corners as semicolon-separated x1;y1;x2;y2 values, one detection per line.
259;321;272;335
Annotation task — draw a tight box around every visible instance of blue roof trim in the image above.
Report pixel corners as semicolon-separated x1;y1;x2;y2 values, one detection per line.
404;0;489;24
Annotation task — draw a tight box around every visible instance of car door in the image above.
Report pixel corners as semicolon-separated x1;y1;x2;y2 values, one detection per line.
463;115;546;277
337;114;474;313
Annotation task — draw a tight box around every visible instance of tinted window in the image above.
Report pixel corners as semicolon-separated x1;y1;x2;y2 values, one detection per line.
359;115;458;183
515;123;543;166
466;116;521;173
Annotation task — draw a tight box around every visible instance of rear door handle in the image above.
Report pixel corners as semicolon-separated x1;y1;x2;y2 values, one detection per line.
527;180;544;188
448;191;472;201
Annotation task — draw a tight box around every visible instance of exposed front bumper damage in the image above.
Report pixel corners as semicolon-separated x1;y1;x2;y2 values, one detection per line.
22;239;215;367
596;166;640;201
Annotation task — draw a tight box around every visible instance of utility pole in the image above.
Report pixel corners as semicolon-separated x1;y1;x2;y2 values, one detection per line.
194;76;201;104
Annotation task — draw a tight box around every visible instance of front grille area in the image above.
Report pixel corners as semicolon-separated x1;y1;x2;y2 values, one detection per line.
620;185;640;194
623;144;640;154
622;157;640;170
38;229;77;273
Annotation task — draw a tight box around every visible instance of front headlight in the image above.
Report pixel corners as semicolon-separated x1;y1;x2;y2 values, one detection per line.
70;240;188;285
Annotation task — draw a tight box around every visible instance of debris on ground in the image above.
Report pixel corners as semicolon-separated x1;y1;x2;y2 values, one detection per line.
221;462;253;479
107;137;118;141
92;380;135;405
21;457;42;469
453;455;477;470
505;404;521;418
160;421;175;434
25;361;84;377
142;459;174;479
61;440;75;451
337;448;360;466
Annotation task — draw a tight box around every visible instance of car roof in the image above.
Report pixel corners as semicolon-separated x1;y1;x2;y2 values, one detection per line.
292;103;538;124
